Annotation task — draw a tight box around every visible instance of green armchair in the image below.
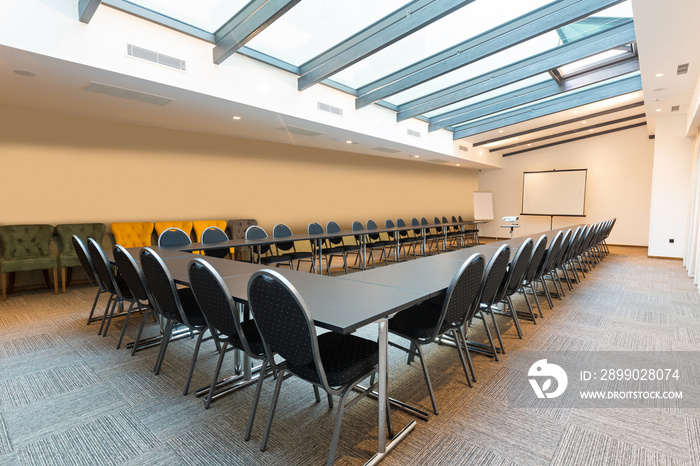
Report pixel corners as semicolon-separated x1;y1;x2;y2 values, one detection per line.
0;224;59;300
55;223;106;292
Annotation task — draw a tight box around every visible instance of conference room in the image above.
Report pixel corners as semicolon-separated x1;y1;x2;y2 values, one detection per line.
2;0;700;465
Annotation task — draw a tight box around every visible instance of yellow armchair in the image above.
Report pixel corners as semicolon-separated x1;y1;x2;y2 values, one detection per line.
111;222;154;248
155;221;193;239
193;220;227;242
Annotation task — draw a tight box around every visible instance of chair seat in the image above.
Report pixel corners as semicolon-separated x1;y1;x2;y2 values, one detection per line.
343;244;361;252
0;255;58;273
226;319;266;356
324;246;346;255
114;275;134;300
290;251;313;260
287;332;378;387
260;254;293;265
389;303;442;341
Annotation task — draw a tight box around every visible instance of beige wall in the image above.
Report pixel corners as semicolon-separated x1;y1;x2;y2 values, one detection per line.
478;126;654;246
0;105;478;234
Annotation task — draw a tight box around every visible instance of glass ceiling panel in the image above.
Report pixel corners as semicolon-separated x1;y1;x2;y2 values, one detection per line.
422;73;554;119
455;70;640;128
246;0;412;67
121;0;251;33
331;0;553;89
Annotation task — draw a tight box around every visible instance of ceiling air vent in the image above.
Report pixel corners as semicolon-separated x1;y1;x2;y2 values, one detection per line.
677;63;689;75
82;82;174;106
429;159;449;164
372;147;401;153
317;102;343;116
127;44;186;71
459;145;469;152
671;105;680;112
407;129;421;138
276;125;324;137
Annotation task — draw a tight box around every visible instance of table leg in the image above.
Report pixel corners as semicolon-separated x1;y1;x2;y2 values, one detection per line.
317;239;323;275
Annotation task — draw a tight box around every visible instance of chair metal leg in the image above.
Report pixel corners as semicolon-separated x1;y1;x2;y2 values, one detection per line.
116;301;138;349
154;319;174;374
184;329;206;395
413;344;438;415
131;306;152;356
97;294;114;335
245;358;268;441
451;329;472;388
327;391;347;466
486;307;506;354
457;327;476;383
260;368;286;451
539;277;554;309
529;283;544;318
505;296;523;339
204;341;228;409
86;288;104;324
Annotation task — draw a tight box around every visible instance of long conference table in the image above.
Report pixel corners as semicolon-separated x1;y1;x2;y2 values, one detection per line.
114;224;570;465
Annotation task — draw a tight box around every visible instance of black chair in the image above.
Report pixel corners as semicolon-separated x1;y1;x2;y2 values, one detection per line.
421;217;441;254
307;222;325;274
325;221;354;275
491;239;534;338
538;231;565;307
395;218;419;260
411;217;426;256
365;219;390;267
461;215;479;246
112;245;157;351
388;253;485;414
350;221;369;269
245;225;292;268
87;238;133;339
72;235;107;325
188;258;266;409
520;235;548;319
469;244;510;360
201;226;230;259
139;247;210;395
158;227;192;247
247;269;380;466
273;223;313;271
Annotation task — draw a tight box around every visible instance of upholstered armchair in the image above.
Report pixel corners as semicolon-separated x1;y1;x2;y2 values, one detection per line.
111;222;154;248
0;224;59;300
55;223;106;292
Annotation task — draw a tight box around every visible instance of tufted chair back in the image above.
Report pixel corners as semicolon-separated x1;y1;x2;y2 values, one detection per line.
193;220;227;242
55;223;106;267
0;224;55;259
111;222;154;248
154;221;193;238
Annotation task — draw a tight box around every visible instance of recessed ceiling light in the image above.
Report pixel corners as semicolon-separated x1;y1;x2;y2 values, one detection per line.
572;110;578;114
582;121;587;124
479;151;483;155
13;70;36;77
656;108;662;112
589;129;594;132
655;73;664;77
498;130;504;133
413;154;419;158
345;140;353;144
653;88;665;92
456;164;460;166
527;144;531;147
654;98;660;102
232;116;241;120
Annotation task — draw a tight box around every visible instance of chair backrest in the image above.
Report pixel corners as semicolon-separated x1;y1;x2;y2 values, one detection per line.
245;225;271;256
0;224;55;259
87;238;119;296
71;235;100;288
55;223;106;258
385;219;395;229
365;219;381;241
140;247;194;325
433;217;443;234
248;269;329;388
158;227;192;248
396;218;409;238
503;238;534;297
272;223;295;253
411;217;422;235
458;215;464;222
352;220;364;243
325;221;344;247
188;258;260;356
154;221;193;238
193;220;227;242
111;222;154;248
202;226;228;243
524;235;548;283
113;245;151;302
540;231;564;275
308;222;323;236
553;229;572;267
479;244;510;308
436;253;485;336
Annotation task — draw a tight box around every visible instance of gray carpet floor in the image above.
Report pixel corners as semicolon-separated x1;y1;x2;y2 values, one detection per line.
0;245;699;465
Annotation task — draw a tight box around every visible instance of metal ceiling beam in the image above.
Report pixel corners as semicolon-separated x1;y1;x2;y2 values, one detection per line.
503;122;647;156
297;0;475;91
494;113;645;151
396;21;635;121
79;0;102;23
451;74;642;139
429;56;639;132
473;100;644;146
213;0;302;65
355;0;626;109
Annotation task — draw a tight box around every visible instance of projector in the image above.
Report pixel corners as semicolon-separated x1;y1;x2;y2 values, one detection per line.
502;216;519;222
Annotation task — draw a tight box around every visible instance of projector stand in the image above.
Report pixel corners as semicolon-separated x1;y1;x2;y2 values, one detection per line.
500;222;520;239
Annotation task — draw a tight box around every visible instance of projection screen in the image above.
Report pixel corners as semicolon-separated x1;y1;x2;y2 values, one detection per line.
521;169;587;217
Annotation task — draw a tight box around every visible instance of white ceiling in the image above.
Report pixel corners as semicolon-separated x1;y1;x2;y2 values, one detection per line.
1;1;698;161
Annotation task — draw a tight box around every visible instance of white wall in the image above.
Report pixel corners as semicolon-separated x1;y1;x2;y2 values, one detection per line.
478;125;654;246
648;113;695;257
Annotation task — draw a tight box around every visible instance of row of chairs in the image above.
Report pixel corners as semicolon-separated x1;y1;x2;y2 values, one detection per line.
70;219;613;465
388;219;616;415
244;216;479;276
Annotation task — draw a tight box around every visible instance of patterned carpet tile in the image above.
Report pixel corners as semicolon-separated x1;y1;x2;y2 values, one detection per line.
404;436;522;466
0;334;65;359
0;415;11;456
16;410;159;466
550;424;686;466
602;329;674;352
0;362;100;409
